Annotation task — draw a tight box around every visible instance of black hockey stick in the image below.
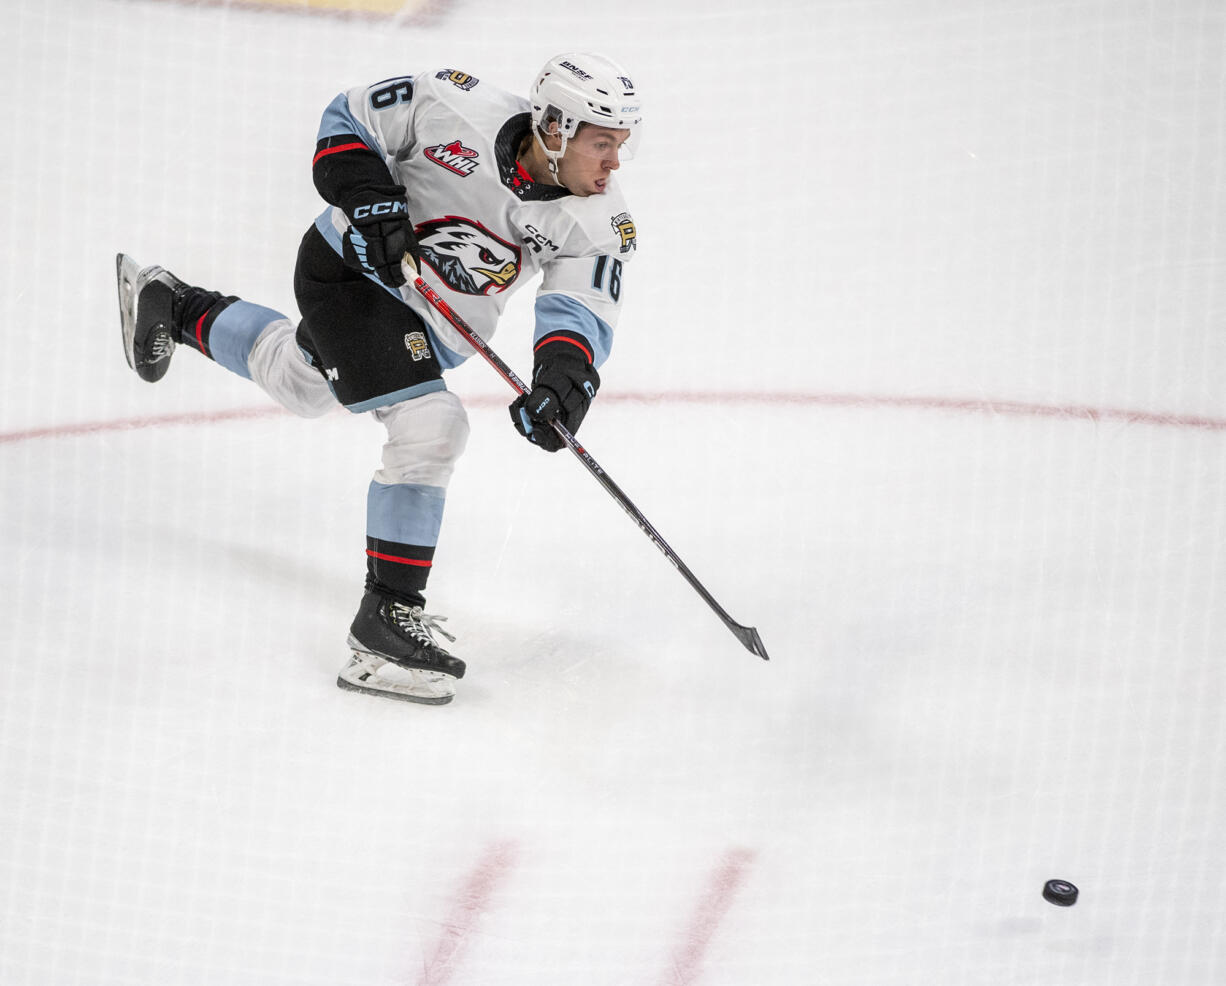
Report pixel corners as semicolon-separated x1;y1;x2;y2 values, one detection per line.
411;275;769;661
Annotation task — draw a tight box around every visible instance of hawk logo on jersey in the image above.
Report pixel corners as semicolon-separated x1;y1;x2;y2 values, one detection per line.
611;212;637;254
416;217;521;295
435;69;479;91
425;140;480;176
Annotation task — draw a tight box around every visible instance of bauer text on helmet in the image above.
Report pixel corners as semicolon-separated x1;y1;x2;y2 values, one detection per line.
529;53;642;193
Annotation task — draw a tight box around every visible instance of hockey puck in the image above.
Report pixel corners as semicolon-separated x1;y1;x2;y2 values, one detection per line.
1042;879;1079;907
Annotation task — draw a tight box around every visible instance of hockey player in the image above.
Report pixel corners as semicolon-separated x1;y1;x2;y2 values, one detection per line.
115;53;642;705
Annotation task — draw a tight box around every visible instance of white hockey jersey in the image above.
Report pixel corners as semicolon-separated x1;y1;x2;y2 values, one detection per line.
312;68;637;370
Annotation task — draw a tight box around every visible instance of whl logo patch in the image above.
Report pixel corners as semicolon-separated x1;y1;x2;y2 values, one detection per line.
425;139;480;176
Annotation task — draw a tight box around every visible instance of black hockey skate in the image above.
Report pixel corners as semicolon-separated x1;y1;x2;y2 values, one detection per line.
115;253;186;383
338;591;466;705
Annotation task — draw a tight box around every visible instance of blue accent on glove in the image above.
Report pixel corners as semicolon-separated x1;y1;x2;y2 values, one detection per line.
340;186;417;288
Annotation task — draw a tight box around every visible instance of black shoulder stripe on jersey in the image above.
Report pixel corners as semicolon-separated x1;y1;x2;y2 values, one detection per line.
313;134;372;162
312;134;398;209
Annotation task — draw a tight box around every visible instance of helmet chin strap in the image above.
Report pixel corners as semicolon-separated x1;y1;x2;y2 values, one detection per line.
533;128;570;189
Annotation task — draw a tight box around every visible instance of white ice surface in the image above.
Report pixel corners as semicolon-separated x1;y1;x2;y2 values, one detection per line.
2;1;1225;984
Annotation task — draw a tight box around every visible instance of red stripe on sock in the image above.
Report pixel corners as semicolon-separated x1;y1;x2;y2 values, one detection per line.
194;313;207;355
366;549;433;568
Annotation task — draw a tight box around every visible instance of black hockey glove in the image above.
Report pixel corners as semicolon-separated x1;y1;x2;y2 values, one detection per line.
340;185;419;288
509;336;600;453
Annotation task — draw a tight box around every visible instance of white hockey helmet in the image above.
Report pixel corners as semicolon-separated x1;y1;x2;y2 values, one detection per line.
530;53;642;178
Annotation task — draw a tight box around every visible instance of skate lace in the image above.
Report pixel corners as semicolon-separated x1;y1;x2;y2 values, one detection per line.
149;332;174;359
389;603;456;648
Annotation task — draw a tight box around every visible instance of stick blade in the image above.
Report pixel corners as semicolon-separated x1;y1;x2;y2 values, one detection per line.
733;624;770;661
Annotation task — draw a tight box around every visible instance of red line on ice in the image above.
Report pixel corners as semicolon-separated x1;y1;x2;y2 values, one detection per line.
417;839;519;986
3;391;1224;446
659;847;757;986
0;405;287;444
626;390;1226;431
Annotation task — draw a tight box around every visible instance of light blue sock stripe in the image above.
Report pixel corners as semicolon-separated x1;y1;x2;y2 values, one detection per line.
367;480;446;547
209;302;285;380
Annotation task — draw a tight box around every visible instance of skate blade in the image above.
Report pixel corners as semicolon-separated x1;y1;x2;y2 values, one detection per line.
336;652;456;705
115;253;176;382
116;253;140;371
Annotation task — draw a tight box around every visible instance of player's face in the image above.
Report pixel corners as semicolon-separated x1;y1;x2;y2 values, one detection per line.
557;125;632;196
